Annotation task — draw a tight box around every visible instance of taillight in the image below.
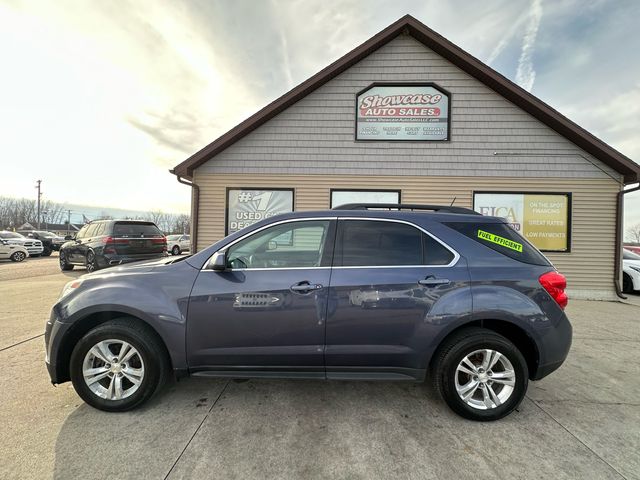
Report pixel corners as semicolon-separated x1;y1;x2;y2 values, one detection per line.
103;236;116;254
539;271;568;309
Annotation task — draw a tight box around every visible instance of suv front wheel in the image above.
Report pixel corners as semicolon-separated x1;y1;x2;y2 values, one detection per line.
432;327;528;421
69;318;168;411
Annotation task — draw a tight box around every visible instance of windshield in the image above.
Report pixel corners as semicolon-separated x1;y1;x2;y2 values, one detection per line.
0;231;25;239
167;235;181;241
35;231;56;238
623;249;640;261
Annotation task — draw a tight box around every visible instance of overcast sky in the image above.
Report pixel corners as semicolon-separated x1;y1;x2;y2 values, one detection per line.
1;0;638;230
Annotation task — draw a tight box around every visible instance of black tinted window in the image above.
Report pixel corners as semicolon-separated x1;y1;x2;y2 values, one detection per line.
445;222;550;266
113;222;162;237
424;234;455;265
337;220;423;266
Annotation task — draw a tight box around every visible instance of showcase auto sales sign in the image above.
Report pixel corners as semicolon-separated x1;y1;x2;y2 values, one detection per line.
356;84;449;141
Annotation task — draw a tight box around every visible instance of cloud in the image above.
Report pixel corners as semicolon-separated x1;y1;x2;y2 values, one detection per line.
515;0;543;91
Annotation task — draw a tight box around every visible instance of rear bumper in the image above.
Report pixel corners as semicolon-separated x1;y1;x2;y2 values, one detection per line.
531;312;573;381
97;252;167;267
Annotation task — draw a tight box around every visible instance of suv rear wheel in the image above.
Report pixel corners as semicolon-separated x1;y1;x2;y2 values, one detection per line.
85;250;98;273
69;318;168;411
432;327;528;421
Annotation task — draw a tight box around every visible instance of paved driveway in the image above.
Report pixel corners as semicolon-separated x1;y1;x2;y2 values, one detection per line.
1;257;638;479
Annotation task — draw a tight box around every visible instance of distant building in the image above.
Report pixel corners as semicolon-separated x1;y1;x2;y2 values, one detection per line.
17;222;84;236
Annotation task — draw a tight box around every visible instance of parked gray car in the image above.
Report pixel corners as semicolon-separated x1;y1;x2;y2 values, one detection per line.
45;204;572;421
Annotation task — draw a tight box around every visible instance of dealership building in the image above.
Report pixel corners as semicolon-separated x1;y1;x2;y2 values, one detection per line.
171;15;640;299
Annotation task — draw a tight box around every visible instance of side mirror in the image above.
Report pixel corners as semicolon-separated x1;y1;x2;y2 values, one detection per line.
207;252;227;271
27;233;34;238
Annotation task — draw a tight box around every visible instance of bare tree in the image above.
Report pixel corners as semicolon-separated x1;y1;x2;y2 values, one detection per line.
626;223;640;243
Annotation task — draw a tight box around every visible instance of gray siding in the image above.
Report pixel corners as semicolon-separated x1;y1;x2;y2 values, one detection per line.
199;34;621;182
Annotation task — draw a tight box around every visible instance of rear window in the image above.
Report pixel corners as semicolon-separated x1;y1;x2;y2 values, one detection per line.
113;222;163;237
445;222;550;266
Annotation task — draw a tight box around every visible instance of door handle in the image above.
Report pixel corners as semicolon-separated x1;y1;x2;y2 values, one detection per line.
418;277;450;286
290;282;323;293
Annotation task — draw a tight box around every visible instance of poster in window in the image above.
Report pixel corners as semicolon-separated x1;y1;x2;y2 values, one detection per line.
356;84;449;141
474;193;570;252
226;189;294;235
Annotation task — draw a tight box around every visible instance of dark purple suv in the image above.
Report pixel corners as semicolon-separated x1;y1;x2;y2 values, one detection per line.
45;204;571;421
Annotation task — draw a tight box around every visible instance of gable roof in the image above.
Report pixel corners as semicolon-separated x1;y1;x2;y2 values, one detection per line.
171;14;639;183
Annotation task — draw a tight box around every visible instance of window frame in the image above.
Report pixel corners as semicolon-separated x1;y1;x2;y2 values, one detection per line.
333;218;459;269
330;189;401;209
221;218;337;271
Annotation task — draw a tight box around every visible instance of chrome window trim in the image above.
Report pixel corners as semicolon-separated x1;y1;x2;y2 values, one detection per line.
201;216;460;271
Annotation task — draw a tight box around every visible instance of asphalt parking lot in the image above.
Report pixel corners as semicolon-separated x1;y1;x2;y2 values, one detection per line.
1;255;639;480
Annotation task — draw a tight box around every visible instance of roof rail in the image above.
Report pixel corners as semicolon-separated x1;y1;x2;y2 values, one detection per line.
332;203;480;215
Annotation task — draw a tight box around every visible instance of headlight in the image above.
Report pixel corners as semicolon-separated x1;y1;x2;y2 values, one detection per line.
630;266;640;273
59;279;83;299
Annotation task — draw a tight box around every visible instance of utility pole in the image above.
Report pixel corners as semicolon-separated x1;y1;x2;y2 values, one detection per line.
35;180;42;229
67;209;71;237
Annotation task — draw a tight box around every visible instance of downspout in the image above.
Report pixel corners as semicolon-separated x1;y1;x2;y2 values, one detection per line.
171;171;200;254
615;182;640;299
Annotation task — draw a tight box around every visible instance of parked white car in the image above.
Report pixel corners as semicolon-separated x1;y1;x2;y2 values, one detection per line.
167;234;190;255
0;238;29;262
623;249;640;293
0;231;44;257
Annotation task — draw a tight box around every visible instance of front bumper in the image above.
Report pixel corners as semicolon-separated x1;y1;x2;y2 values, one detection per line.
44;307;72;384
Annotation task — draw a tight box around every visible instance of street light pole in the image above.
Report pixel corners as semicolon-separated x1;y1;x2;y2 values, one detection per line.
35;180;42;229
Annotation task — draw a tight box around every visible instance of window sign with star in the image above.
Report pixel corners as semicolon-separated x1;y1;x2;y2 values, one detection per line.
226;188;294;235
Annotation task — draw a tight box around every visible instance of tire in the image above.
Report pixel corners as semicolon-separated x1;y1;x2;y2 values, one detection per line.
623;273;633;294
171;245;180;255
10;251;27;262
431;327;528;421
85;250;98;273
59;250;74;271
42;247;52;257
69;318;169;412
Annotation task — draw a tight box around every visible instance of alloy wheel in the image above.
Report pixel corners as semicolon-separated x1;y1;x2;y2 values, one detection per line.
12;251;26;262
86;252;96;272
82;339;145;401
454;349;516;410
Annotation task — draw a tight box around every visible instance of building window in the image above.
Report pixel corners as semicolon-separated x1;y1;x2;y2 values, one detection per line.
330;189;401;209
473;192;572;253
226;188;294;235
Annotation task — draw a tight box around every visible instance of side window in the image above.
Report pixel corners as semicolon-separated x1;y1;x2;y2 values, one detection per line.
76;225;89;239
226;220;332;269
84;224;98;238
423;234;454;265
336;220;422;266
93;223;105;236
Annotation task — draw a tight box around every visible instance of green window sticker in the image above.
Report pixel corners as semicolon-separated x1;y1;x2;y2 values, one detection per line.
477;229;523;252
